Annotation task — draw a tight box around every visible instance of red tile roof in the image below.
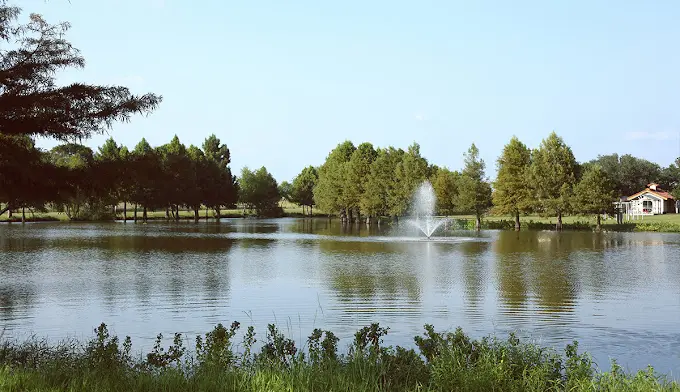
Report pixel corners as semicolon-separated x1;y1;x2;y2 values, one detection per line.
626;188;674;201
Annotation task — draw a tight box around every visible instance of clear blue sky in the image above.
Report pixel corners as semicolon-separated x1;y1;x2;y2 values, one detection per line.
27;0;680;181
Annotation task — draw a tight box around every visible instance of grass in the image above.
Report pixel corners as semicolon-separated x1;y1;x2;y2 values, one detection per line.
4;203;680;233
0;322;678;392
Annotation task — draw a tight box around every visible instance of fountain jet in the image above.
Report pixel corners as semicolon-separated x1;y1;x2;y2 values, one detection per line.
407;181;449;238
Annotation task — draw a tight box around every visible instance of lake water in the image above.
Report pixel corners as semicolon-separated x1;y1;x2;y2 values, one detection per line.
1;219;679;375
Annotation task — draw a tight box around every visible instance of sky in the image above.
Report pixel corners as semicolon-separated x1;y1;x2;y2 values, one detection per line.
24;0;680;181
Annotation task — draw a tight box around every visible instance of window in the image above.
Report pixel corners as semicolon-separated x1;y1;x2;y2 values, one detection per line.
643;200;652;213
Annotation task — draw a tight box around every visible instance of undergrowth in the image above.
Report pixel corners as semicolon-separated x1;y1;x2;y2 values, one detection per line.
0;322;677;391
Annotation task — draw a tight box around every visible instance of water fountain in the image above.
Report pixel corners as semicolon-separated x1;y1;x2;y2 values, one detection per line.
407;181;449;239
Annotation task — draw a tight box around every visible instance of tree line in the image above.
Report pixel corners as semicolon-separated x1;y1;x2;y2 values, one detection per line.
298;133;679;231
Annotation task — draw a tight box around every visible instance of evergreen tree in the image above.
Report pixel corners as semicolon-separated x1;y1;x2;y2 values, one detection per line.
456;144;492;230
431;167;459;216
493;136;533;230
572;164;616;231
291;166;318;216
344;142;377;221
392;143;429;217
530;132;578;230
313;141;356;221
360;147;404;222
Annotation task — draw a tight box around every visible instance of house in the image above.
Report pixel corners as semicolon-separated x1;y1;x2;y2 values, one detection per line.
621;183;676;217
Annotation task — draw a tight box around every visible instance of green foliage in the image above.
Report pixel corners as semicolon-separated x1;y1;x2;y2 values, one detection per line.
431;167;460;215
239;167;282;217
343;142;378;217
572;165;616;222
313;141;356;216
2;322;679;392
530;132;578;220
493;136;533;217
392;143;429;216
457;144;492;223
360;147;404;218
589;154;662;197
290;166;318;212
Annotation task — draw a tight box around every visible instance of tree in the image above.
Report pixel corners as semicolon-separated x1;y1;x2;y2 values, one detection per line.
314;141;356;221
129;138;162;222
530;132;578;230
48;143;96;220
0;3;161;216
0;5;161;140
392;143;429;218
360;147;404;222
344;142;377;221
493;136;533;230
431;167;459;216
456;144;492;230
290;166;318;216
278;181;293;204
572;165;616;231
589;154;662;197
201;135;237;219
239;167;281;217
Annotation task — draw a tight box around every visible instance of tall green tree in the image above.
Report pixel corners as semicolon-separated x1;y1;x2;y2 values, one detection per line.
572;164;616;231
493;136;533;230
291;166;318;216
531;132;578;230
129;138;162;222
360;147;404;221
431;167;459;216
589;154;662;197
48;143;95;220
456;144;492;230
201;135;237;219
239;167;281;217
314;141;356;221
344;142;377;221
392;143;429;217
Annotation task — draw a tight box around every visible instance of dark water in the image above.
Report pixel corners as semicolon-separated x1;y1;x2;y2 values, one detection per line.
1;219;679;375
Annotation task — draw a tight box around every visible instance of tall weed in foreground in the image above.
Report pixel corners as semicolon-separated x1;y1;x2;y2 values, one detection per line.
0;322;678;392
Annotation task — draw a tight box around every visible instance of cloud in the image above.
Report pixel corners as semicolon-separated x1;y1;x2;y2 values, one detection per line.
624;131;677;141
414;113;427;121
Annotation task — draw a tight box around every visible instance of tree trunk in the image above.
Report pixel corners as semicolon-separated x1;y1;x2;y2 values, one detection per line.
475;214;481;231
166;207;170;220
366;216;371;225
514;211;521;231
7;208;12;218
174;205;180;221
194;206;200;223
21;207;25;224
556;212;563;231
596;214;602;232
143;206;148;223
134;204;138;222
215;206;221;221
310;205;313;217
123;202;127;222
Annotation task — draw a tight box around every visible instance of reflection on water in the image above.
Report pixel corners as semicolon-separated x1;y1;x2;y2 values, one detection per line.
1;220;679;375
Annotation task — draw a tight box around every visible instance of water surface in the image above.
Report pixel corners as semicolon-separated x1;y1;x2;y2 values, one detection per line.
1;219;679;375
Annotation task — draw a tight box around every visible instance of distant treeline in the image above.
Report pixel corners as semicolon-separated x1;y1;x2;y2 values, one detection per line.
301;134;679;230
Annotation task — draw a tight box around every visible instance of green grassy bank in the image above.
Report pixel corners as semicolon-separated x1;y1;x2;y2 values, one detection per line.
1;323;677;392
447;214;680;233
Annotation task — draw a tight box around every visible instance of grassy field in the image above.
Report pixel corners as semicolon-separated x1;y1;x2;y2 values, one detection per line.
3;203;680;232
1;322;677;392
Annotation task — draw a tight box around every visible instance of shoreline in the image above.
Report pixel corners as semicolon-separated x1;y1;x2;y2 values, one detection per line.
3;214;680;233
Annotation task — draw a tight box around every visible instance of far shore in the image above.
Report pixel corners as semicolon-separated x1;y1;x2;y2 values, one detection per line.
3;207;680;233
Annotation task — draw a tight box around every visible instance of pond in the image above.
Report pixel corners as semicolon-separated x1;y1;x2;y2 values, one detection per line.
1;219;679;375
